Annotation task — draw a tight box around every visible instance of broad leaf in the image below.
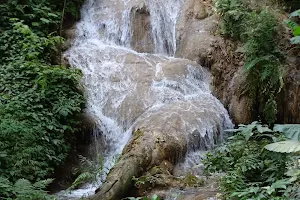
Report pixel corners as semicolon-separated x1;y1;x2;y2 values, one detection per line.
285;19;298;29
256;125;272;133
265;140;300;153
273;124;300;141
290;36;300;44
289;9;300;18
293;26;300;36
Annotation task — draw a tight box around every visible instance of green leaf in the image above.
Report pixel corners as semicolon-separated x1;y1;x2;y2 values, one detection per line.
256;125;272;133
293;26;300;36
40;18;50;24
48;13;59;18
265;140;300;153
285;19;298;29
31;22;40;26
273;124;300;141
290;36;300;44
244;55;275;71
289;9;300;18
151;194;160;200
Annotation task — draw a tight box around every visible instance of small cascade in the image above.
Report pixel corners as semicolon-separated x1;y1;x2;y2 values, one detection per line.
146;0;183;55
58;0;233;198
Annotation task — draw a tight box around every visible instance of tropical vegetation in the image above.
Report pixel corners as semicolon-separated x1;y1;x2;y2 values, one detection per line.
202;1;300;199
204;122;300;199
214;0;286;125
0;0;84;199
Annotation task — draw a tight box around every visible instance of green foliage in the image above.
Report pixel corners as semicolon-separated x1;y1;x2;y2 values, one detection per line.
0;177;55;200
204;122;300;199
0;0;85;198
0;0;84;34
273;124;300;140
265;140;300;153
0;20;62;63
265;124;300;153
214;0;284;125
214;0;249;40
286;9;300;44
71;172;95;190
70;155;104;189
0;58;84;182
243;10;283;125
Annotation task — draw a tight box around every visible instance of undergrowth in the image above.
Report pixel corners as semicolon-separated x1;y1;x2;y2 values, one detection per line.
0;0;84;199
204;122;300;199
214;0;285;125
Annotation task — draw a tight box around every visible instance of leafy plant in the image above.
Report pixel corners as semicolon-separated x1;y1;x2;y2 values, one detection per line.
70;155;104;189
265;124;300;153
204;122;299;199
0;177;56;200
214;0;285;125
285;9;300;44
0;0;85;198
0;59;84;182
214;0;249;40
243;10;284;125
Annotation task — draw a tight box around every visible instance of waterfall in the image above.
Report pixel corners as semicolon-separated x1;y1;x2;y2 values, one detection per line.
59;0;233;198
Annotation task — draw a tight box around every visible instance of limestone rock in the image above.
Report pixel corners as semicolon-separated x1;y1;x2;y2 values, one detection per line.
176;0;218;67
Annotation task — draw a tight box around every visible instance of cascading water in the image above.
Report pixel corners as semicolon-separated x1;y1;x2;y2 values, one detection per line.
58;0;233;199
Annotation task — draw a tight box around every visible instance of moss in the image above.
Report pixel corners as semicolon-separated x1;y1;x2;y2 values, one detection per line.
183;172;205;187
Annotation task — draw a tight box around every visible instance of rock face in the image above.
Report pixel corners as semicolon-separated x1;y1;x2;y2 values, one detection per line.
278;56;300;123
175;0;300;125
93;128;187;200
174;0;253;124
176;0;218;67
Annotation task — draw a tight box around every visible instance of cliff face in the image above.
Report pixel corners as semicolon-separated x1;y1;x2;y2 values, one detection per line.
175;0;300;124
278;56;300;123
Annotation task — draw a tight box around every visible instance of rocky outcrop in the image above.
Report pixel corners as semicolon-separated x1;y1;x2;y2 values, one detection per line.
84;49;232;200
175;0;253;124
278;56;300;123
93;128;187;200
176;0;217;67
175;0;300;124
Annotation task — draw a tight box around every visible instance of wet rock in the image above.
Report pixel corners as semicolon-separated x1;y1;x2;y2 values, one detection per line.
131;3;154;53
176;0;218;67
278;56;300;123
145;176;221;200
92;128;187;200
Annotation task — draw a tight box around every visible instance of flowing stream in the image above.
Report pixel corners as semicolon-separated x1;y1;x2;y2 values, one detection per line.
59;0;233;199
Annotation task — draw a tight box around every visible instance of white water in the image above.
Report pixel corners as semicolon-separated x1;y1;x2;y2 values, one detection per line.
58;0;233;199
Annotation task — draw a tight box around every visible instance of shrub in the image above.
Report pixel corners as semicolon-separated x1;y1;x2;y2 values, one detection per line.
0;0;85;198
214;0;284;125
204;122;300;199
0;178;55;200
286;9;300;44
